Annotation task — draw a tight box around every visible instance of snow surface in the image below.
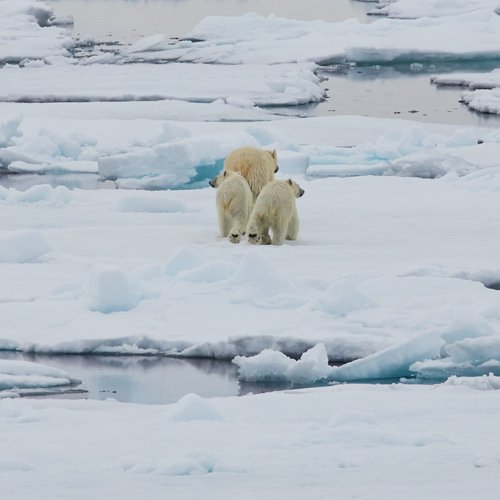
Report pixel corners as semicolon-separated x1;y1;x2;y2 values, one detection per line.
1;1;500;498
1;383;500;499
0;62;323;106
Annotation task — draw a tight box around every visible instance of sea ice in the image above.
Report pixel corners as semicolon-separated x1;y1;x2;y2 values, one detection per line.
0;358;80;394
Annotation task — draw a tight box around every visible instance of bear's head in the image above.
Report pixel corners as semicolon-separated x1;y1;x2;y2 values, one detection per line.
287;178;305;198
209;170;240;188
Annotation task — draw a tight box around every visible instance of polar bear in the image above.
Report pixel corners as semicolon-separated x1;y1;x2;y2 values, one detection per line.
223;146;278;200
209;170;253;244
247;179;305;246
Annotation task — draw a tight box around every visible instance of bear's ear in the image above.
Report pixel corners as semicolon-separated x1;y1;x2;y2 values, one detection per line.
288;178;293;186
223;171;227;177
271;149;277;160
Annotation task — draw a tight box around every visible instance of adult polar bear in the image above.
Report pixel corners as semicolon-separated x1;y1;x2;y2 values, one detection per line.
223;146;278;200
247;179;305;246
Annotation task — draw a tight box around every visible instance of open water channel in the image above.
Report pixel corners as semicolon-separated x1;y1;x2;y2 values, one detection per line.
0;351;282;403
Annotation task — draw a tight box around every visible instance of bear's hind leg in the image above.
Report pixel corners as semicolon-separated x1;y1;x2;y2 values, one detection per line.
228;221;246;244
247;220;259;244
271;225;286;245
286;210;299;241
219;212;231;238
229;209;250;243
259;232;271;245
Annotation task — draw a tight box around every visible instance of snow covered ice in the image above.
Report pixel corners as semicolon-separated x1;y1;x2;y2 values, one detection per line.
1;0;500;498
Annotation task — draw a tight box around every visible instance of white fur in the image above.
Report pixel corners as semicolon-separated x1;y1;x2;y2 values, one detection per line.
211;171;253;244
224;146;278;200
247;179;304;245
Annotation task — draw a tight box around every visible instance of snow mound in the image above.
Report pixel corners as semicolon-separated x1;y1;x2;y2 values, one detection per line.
0;230;49;263
7;185;72;205
162;247;206;278
156;452;218;476
117;451;229;476
176;261;239;284
87;266;141;313
168;393;224;422
313;279;376;316
229;252;306;308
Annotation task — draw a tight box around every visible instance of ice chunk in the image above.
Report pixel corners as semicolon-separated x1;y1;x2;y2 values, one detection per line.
234;344;333;384
0;116;22;148
287;343;333;384
122;34;166;55
0;359;79;392
233;349;295;383
444;373;500;390
98;137;223;188
445;336;500;364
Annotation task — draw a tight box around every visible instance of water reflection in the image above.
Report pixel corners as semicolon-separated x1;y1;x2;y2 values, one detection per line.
0;352;293;404
285;66;500;128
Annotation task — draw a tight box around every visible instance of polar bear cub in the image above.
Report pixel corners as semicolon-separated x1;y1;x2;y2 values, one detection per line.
247;179;305;246
209;170;253;244
224;146;279;200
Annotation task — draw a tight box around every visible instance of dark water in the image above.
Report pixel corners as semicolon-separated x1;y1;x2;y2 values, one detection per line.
0;352;297;404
